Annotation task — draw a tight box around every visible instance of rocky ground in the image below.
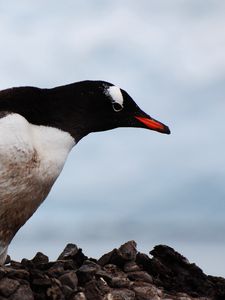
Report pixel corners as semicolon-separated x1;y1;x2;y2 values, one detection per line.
0;241;224;300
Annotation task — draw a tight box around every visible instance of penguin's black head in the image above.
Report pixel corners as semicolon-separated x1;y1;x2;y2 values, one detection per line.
0;80;170;142
62;80;170;141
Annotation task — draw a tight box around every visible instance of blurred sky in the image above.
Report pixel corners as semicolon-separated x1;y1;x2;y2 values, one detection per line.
0;0;225;276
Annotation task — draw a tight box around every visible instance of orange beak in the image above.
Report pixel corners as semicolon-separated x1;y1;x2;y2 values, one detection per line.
135;116;170;134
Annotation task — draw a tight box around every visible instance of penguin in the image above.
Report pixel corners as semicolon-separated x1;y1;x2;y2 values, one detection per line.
0;80;170;264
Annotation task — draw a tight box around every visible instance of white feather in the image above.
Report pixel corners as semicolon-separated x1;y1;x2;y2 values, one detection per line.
0;113;75;258
106;86;124;107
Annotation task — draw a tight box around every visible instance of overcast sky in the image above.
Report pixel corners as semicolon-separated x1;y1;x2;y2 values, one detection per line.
0;0;225;276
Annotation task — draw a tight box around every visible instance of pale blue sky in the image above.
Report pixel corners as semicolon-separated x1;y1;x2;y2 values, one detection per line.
0;0;225;276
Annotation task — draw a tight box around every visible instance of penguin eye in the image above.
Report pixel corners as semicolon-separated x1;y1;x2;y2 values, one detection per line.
112;102;123;112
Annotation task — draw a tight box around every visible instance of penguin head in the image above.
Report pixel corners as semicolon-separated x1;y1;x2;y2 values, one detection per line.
67;80;170;140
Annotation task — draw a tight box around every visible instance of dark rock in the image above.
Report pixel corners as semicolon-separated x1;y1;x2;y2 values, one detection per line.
58;244;79;261
72;292;86;300
0;278;20;297
206;275;225;300
77;260;100;285
79;260;100;274
118;241;137;262
0;268;7;280
58;245;88;269
32;293;46;300
62;259;77;271
8;269;30;280
0;241;224;299
110;277;131;288
95;277;110;294
61;285;73;298
46;284;65;300
59;271;78;290
103;264;127;283
95;270;113;283
106;289;135;300
47;262;65;277
131;281;163;300
123;261;141;273
97;249;116;267
21;259;35;269
98;241;137;268
73;249;88;269
84;280;104;300
31;252;49;265
9;285;34;300
32;277;51;287
135;252;152;271
100;264;131;288
127;271;153;284
9;261;23;269
149;245;215;297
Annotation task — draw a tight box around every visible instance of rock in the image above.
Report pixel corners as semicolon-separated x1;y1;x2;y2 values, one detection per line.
0;241;223;299
61;285;73;298
32;277;51;287
131;281;163;300
96;269;113;283
9;285;34;300
149;245;215;297
79;260;101;274
105;288;135;300
0;268;7;281
123;261;141;273
77;260;101;284
135;252;153;273
47;261;65;277
72;292;87;300
58;244;79;261
9;261;23;269
0;278;20;297
31;252;49;265
96;278;111;294
117;241;137;262
7;268;30;280
111;277;131;289
102;264;129;288
127;271;153;283
46;279;65;300
97;249;117;267
98;241;137;268
59;271;78;290
58;244;88;269
62;259;77;271
84;280;104;300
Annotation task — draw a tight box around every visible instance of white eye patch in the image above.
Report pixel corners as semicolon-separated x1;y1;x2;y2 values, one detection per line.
105;86;124;112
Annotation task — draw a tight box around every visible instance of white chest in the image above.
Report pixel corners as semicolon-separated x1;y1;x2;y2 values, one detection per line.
0;113;75;187
0;113;75;243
